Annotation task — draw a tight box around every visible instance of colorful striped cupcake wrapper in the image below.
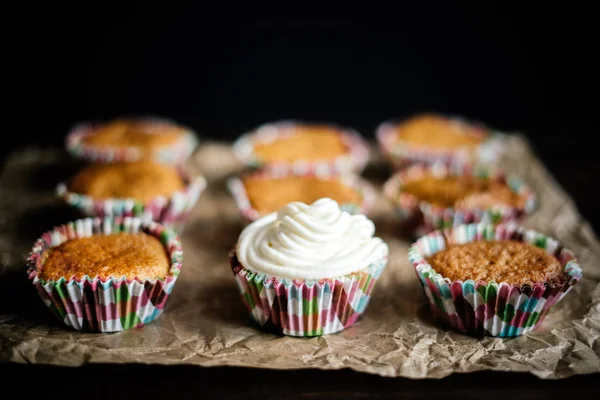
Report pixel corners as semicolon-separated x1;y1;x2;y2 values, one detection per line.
408;222;582;337
56;168;206;228
65;116;199;164
27;217;183;332
383;162;537;236
376;115;505;170
232;120;370;175
227;168;377;222
229;251;388;337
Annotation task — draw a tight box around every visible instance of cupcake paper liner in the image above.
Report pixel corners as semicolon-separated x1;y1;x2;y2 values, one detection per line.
232;120;370;175
65;116;199;164
408;222;582;337
56;167;207;229
27;217;183;332
383;162;536;236
229;251;388;337
227;168;377;222
376;115;505;170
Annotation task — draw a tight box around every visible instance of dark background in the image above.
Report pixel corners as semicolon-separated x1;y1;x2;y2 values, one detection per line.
3;4;600;396
16;3;598;226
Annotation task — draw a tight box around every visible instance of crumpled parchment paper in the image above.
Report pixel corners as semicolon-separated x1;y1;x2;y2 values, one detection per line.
1;136;599;379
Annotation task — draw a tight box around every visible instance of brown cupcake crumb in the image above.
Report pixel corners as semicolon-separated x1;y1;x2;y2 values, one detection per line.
393;114;486;149
68;162;185;202
402;174;525;209
82;119;186;150
243;175;362;215
40;232;170;281
426;240;562;286
253;125;349;163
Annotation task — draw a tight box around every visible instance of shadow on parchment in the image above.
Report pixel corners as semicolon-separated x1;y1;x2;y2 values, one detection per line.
361;160;393;186
15;202;83;244
183;217;245;254
23;157;87;192
370;214;422;244
0;266;58;326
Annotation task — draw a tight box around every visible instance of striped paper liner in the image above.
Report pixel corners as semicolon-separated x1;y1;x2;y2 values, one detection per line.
376;115;505;170
229;251;388;337
227;168;377;222
408;222;582;337
65;116;199;164
232;120;370;175
56;167;206;228
383;162;536;236
27;217;183;332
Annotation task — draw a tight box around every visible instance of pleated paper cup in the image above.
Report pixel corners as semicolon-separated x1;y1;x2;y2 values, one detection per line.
408;222;583;337
383;162;536;236
65;116;199;164
229;251;388;337
27;217;183;333
232;120;370;175
56;166;206;231
227;168;377;222
376;115;505;170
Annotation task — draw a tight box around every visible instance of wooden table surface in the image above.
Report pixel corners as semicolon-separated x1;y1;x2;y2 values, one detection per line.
1;139;599;399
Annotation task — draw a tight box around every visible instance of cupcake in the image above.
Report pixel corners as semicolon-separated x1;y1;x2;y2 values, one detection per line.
409;222;582;337
376;113;504;169
229;198;389;336
27;216;183;332
66;116;199;164
383;162;536;235
56;161;206;228
227;168;376;222
232;120;369;174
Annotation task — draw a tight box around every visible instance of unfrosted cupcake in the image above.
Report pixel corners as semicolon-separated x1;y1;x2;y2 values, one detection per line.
383;162;535;235
376;113;504;169
409;222;582;337
233;120;369;174
227;168;376;221
229;198;389;336
27;216;183;332
56;161;206;228
66;116;198;164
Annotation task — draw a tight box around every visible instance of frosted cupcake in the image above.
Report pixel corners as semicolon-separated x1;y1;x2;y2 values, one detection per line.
229;198;389;336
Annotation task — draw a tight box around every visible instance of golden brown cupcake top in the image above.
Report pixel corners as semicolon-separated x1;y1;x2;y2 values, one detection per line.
426;240;562;286
393;114;486;149
68;162;185;202
402;174;525;209
40;232;170;281
253;125;350;163
82;119;186;150
242;175;362;215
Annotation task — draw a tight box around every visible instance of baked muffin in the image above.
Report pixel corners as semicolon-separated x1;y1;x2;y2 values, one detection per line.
57;161;206;228
376;113;504;169
227;169;376;221
409;222;582;337
233;120;369;174
229;198;389;336
383;163;536;235
27;217;183;332
66;117;198;164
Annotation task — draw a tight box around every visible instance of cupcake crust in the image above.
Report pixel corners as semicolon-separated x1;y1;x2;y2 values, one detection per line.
253;125;350;163
242;175;362;215
426;240;562;286
68;162;185;202
81;119;186;149
40;232;170;281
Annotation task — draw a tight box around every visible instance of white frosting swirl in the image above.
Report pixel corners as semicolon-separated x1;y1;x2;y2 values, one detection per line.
237;198;388;280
